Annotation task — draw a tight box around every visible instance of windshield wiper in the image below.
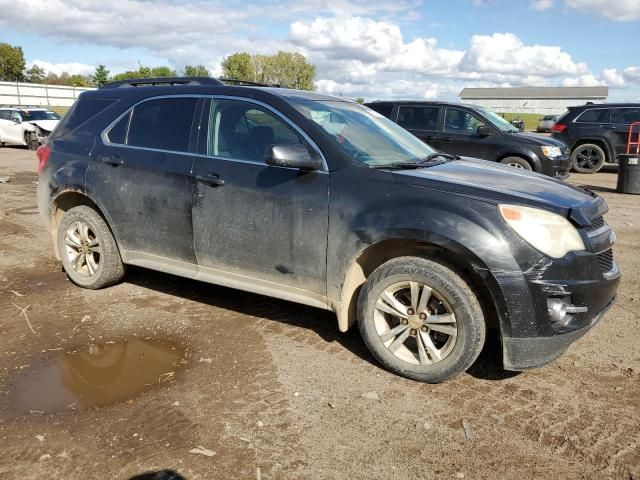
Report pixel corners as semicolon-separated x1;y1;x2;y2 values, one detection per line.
370;152;459;169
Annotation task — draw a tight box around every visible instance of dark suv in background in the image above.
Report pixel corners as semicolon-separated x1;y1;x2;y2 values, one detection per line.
551;103;640;173
365;101;571;179
37;78;618;383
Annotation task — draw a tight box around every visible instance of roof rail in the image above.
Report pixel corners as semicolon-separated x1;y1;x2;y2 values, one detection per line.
101;77;224;89
0;105;45;109
219;78;280;88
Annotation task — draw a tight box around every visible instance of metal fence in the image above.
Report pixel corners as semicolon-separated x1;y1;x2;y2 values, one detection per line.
0;81;95;107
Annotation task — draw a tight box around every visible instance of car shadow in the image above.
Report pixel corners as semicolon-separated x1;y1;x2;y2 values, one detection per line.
579;184;617;193
125;267;512;382
129;470;185;480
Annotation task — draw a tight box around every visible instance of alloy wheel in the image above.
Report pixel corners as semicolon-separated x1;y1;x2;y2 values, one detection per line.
575;147;602;170
63;220;101;277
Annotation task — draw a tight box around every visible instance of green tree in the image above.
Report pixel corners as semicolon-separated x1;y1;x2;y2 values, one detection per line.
183;64;210;77
111;65;177;81
221;52;254;81
354;97;365;104
90;65;110;87
221;51;315;90
24;64;46;83
0;42;26;81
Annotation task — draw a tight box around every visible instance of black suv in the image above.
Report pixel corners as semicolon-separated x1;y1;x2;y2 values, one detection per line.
365;101;571;179
37;78;619;383
551;103;640;173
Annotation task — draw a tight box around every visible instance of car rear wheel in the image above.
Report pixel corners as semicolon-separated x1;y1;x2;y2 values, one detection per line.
58;206;125;289
26;133;39;151
571;144;606;173
357;257;486;383
500;156;532;171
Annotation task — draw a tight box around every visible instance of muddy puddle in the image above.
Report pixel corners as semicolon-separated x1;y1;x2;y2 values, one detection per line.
7;337;185;413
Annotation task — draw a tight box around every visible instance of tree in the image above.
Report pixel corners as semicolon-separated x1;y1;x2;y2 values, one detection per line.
354;97;365;104
111;65;177;81
221;51;316;90
221;52;254;81
24;64;46;83
91;65;110;87
0;42;26;81
183;64;210;77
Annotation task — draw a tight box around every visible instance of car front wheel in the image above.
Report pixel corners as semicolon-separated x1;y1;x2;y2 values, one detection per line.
58;205;125;289
500;156;532;171
357;257;486;383
571;144;606;173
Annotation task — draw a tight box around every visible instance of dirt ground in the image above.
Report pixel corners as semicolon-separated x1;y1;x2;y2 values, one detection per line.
0;147;638;480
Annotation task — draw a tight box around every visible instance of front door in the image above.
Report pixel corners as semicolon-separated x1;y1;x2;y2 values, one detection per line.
0;110;26;145
437;107;498;160
609;107;640;157
87;96;200;263
191;98;329;294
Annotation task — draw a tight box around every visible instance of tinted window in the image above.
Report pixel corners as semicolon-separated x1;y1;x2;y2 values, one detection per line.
52;97;116;138
367;103;393;118
444;108;485;133
610;108;640;125
128;97;197;153
207;99;304;162
0;110;10;120
107;111;130;144
575;109;610;123
397;106;439;130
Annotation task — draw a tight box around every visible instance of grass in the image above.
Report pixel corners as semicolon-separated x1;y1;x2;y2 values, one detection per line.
500;112;547;132
49;106;69;116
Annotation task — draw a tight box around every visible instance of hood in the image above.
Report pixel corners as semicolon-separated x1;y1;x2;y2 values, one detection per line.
26;120;59;132
392;158;606;225
507;131;566;148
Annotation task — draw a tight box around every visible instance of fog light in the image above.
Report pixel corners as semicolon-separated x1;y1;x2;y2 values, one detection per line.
547;298;588;328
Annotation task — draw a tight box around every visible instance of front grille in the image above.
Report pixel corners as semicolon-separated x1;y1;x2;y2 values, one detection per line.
586;216;606;233
597;249;614;273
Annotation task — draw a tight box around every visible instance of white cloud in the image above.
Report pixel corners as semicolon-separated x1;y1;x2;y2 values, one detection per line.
566;0;640;21
530;0;554;11
624;66;640;83
561;73;604;87
29;60;95;76
601;68;625;88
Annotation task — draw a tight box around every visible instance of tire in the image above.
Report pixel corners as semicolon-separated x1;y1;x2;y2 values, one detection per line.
57;205;125;289
571;143;606;173
26;133;39;151
500;156;532;171
357;257;486;383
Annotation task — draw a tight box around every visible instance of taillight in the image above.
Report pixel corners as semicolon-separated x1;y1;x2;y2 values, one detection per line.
36;144;51;174
551;123;567;133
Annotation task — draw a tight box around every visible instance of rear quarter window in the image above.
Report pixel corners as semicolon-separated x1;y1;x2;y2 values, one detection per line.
366;103;394;119
575;108;610;124
52;97;117;138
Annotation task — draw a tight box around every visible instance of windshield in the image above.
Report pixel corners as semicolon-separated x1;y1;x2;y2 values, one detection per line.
24;110;61;121
290;99;437;167
479;108;519;132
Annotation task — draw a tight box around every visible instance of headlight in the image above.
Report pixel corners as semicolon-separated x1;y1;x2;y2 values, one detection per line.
499;205;585;258
541;146;562;158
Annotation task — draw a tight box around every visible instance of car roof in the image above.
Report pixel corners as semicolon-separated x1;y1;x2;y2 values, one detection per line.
365;100;484;109
570;102;640;109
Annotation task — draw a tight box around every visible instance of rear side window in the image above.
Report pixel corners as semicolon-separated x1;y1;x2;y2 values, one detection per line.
52;97;117;138
575;108;610;123
367;103;393;118
127;98;198;153
610;108;640;125
107;111;130;144
0;110;10;120
397;106;439;130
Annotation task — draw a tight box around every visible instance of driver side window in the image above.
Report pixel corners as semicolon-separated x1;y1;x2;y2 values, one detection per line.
444;108;485;134
207;99;304;163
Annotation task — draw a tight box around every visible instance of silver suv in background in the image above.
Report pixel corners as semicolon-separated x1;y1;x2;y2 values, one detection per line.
0;106;61;150
537;115;559;133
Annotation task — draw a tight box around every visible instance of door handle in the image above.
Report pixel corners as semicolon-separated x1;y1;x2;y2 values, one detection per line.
423;136;435;141
601;125;616;129
96;155;122;166
441;137;453;142
196;173;225;187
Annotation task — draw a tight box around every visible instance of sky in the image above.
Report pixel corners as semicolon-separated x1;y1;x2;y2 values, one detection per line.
0;0;639;102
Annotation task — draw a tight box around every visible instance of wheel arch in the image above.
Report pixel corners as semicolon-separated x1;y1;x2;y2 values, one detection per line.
570;138;612;163
335;237;502;335
497;152;536;170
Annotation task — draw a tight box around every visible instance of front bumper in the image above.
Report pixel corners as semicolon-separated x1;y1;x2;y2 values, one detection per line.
540;154;571;179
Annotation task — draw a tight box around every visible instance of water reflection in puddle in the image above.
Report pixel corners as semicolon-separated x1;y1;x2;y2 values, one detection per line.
9;337;185;413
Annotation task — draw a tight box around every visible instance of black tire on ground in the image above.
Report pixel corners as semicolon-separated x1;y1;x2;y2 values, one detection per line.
500;156;533;171
26;133;39;151
57;205;125;289
571;143;606;173
357;256;486;383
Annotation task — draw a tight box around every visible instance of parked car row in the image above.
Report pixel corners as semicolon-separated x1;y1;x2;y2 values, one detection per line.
36;77;619;383
0;106;61;150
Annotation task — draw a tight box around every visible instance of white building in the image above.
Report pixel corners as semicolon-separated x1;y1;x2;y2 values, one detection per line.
458;86;609;115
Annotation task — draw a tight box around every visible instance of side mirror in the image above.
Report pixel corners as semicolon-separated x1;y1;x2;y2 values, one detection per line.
476;125;491;136
265;144;323;171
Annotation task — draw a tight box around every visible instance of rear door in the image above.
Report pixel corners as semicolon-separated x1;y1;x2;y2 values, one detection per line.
437;107;498;159
395;104;440;148
610;107;640;156
87;96;200;263
191;97;329;294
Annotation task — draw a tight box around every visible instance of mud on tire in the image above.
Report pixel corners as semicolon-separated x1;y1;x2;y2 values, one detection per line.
357;256;486;383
